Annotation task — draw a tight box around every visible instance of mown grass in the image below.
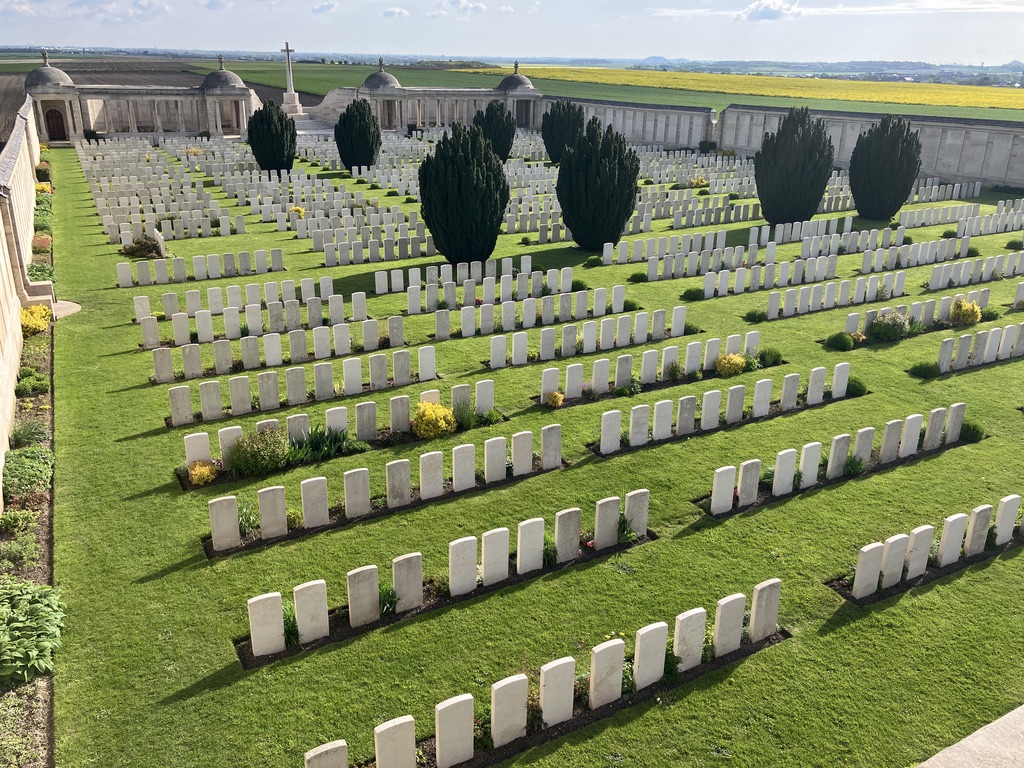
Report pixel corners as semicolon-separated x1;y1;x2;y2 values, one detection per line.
189;61;1024;123
48;144;1024;768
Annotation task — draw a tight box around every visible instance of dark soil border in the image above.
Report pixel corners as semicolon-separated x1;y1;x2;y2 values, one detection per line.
827;533;1023;607
350;631;791;768
586;391;870;458
234;530;659;670
200;457;570;558
539;357;790;414
691;436;982;519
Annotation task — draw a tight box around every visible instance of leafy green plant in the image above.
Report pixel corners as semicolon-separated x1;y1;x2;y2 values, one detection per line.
379;584;398;615
940;229;958;239
846;377;869;398
617;513;637;545
8;419;47;449
681;287;705;302
665;360;683;382
824;332;855;351
755;107;834;226
542;536;558;567
584;255;603;268
453;399;477;432
2;446;54;503
844;456;865;477
231;430;289;477
0;578;65;685
628;271;646;284
285;506;303;531
248;101;297;172
980;308;1000;322
744;309;768;323
237;503;259;539
540;98;585;164
282;600;300;647
848;114;922;220
959;420;985;443
473;100;516;162
908;361;941;380
866;313;910;343
0;510;35;536
1006;238;1023;251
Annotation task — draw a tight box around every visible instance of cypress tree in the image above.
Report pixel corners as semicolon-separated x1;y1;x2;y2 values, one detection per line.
418;122;510;265
334;98;382;171
472;101;516;162
848;114;922;221
247;101;296;172
541;99;585;164
754;107;834;226
556;117;640;251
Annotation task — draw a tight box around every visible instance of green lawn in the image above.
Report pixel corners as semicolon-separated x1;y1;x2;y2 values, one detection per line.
49;145;1024;768
190;61;1024;123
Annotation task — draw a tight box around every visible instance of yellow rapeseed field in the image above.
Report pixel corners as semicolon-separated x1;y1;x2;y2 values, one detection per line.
464;66;1024;110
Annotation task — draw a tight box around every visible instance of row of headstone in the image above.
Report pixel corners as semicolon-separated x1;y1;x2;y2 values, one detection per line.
374;255;532;295
204;424;564;551
449;286;627;346
861;236;968;274
132;275;347;321
957;209;1024;238
765;272;907;321
246;489;651;654
152;323;422;384
842;289;990;336
711;403;968;515
851;495;1022;599
603;229;730;265
301;578;782;768
646;243;772;283
687;255;837;298
601;363;849;458
320;231;436;263
910;179;982;203
487;306;687;369
671;200;761;230
115;248;280;288
143;297;389;349
171;351;492;429
898;203;981;229
928;252;1024;291
938;323;1024;373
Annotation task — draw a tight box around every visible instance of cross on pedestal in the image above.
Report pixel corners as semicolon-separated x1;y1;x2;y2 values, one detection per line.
281;42;296;94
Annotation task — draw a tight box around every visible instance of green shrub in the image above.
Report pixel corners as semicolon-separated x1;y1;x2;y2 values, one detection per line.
866;313;910;343
0;509;35;536
453;400;477;432
1006;238;1023;251
237;503;259;538
754;107;834;227
980;308;1000;322
230;430;289;477
681;287;705;302
2;446;54;503
570;278;589;292
411;402;457;440
368;182;382;190
27;263;55;286
385;190;399;197
379;584;398;615
248;101;297;172
715;353;746;377
908;361;941;380
940;229;958;239
966;246;979;258
848;115;922;221
282;600;299;647
584;255;603;268
628;272;646;284
120;236;162;260
286;426;360;465
758;347;784;367
843;456;865;477
846;377;868;398
621;298;640;313
540;98;585;164
664;361;683;382
697;188;710;196
959;420;985;443
8;420;47;449
949;299;981;327
683;321;701;336
334;98;382;169
0;578;64;685
902;235;913;245
744;309;768;323
824;332;854;351
15;375;48;396
472;101;516;162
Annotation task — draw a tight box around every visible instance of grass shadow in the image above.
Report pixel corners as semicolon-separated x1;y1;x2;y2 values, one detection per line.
134;550;209;585
157;660;243;705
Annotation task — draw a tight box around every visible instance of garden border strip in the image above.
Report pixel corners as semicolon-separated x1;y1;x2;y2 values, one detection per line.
691;436;984;519
350;631;790;768
827;534;1023;608
201;458;570;558
234;530;659;670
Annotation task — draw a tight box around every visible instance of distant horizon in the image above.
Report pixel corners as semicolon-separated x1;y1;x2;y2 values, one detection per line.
2;47;1021;72
0;0;1021;67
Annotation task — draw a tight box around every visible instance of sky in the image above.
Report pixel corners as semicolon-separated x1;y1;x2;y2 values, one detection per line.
1;0;1022;65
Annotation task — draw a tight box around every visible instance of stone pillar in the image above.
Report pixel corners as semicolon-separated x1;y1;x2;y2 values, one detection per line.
176;100;184;132
153;99;163;133
34;99;48;142
127;100;138;133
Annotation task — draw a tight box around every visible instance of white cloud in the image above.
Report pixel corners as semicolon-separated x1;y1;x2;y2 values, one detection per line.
498;4;513;10
204;0;231;9
311;0;336;11
0;1;39;15
383;5;409;15
736;0;799;20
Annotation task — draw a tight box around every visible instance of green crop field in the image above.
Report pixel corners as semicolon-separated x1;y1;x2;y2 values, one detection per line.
44;143;1024;768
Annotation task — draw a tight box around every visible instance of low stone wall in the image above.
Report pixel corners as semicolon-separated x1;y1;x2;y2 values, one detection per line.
717;103;1024;187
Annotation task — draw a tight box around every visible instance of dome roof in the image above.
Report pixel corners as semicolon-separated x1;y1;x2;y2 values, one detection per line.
498;61;533;91
202;55;247;92
362;58;401;89
24;51;74;91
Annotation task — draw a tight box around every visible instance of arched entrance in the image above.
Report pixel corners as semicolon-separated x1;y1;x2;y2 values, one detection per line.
45;108;67;141
514;100;532;129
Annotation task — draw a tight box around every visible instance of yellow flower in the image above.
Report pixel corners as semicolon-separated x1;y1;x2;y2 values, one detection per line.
21;305;52;337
